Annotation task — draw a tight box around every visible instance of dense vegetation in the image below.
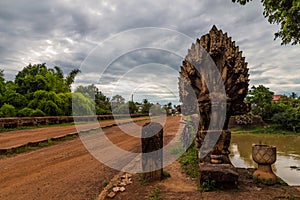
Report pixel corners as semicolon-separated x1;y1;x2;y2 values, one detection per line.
0;64;81;117
0;64;168;117
3;64;297;133
244;85;300;132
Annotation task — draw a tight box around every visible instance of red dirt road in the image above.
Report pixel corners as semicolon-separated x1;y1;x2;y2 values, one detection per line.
0;116;181;200
0;117;148;150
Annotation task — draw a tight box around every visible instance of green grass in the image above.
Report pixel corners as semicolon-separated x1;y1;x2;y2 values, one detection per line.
137;173;150;186
148;187;163;200
178;143;198;179
162;171;171;179
102;179;110;187
200;179;216;192
231;124;299;135
0;122;76;133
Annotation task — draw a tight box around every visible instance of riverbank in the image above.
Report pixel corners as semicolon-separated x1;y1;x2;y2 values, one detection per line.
231;124;299;135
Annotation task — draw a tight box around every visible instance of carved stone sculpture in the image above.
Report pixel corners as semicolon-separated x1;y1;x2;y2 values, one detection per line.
179;25;249;164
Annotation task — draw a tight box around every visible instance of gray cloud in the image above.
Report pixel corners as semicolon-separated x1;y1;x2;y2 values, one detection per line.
0;0;299;103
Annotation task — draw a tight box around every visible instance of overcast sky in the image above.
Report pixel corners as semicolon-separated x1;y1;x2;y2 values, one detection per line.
0;0;299;104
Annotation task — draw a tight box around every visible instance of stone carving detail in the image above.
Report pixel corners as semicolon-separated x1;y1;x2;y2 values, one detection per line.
179;25;249;164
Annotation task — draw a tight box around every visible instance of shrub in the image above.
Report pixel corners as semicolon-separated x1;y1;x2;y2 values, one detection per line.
30;109;46;117
0;103;16;117
17;107;35;117
96;106;111;115
42;100;62;116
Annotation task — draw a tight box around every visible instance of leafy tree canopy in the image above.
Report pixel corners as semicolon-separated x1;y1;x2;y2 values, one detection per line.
232;0;300;45
15;63;80;94
75;84;111;115
246;85;274;120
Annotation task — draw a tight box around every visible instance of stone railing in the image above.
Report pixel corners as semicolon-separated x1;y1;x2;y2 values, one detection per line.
0;114;148;129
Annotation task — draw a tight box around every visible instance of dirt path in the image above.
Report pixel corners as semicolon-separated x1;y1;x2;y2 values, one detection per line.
111;163;300;200
0;116;181;200
0;117;148;150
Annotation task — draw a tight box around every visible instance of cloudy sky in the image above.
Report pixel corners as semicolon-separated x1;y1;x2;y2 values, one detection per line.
0;0;299;104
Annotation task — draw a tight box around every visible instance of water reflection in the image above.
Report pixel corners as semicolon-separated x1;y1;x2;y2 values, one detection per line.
229;134;300;186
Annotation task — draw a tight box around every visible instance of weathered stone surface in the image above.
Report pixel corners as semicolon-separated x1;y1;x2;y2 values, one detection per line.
179;25;249;163
252;144;277;185
179;25;250;189
112;187;120;192
199;164;239;188
141;122;163;181
119;187;126;192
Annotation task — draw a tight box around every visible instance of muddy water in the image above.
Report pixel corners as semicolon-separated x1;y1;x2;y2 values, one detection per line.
229;134;300;186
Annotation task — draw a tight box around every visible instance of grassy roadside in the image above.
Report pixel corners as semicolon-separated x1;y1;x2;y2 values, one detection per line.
0;134;78;159
0;116;149;133
231;124;299;135
178;143;198;179
0;122;77;133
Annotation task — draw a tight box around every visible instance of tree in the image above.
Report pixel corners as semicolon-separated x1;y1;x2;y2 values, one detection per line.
15;63;80;94
0;65;86;117
0;69;4;83
76;85;99;99
246;85;274;120
40;100;62;116
54;66;64;79
111;95;125;104
65;69;81;89
272;106;300;132
150;104;165;116
15;63;48;94
110;94;127;114
0;69;5;95
0;69;5;106
232;0;300;45
128;101;137;114
72;93;95;116
57;93;73;116
3;92;28;109
113;103;129;114
142;99;152;114
290;92;298;99
76;84;111;114
27;90;67;116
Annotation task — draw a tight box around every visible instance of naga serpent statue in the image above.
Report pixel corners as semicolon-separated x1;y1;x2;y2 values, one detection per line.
179;25;249;165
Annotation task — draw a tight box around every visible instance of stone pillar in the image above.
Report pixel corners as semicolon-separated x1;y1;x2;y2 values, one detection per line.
141;122;163;181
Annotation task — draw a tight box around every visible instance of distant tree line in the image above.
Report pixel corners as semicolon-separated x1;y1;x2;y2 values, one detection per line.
0;63;168;117
245;85;300;132
0;63;82;117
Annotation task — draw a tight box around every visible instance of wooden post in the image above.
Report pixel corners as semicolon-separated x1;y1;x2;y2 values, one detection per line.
141;122;163;181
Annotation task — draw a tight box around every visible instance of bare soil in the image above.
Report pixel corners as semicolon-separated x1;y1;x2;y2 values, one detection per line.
1;116;299;200
109;163;300;200
0;116;180;200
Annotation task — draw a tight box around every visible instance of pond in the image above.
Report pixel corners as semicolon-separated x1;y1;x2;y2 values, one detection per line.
229;134;300;186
